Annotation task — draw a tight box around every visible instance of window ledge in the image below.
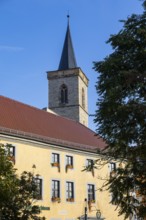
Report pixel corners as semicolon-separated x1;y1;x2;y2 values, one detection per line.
51;197;61;203
66;198;74;202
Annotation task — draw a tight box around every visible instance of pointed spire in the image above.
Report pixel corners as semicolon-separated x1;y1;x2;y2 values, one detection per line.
58;15;77;70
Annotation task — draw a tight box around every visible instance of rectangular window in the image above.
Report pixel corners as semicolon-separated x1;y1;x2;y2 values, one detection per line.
88;184;95;201
34;178;42;200
52;180;60;198
86;159;94;176
66;182;74;202
9;146;15;157
4;145;15;157
66;155;73;166
4;145;15;164
86;159;93;167
110;162;116;172
52;153;59;163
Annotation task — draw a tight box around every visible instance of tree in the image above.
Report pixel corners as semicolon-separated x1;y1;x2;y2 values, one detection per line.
94;0;146;219
0;143;45;220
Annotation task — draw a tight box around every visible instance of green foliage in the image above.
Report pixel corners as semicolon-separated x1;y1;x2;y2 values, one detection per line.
94;1;146;219
142;0;146;9
0;143;45;220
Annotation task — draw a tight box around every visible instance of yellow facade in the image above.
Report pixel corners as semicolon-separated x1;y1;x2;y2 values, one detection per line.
0;134;124;220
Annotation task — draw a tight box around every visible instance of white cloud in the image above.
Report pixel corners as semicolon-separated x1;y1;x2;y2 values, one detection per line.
0;45;24;52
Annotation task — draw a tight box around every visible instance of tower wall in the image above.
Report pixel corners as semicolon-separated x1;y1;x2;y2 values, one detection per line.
47;68;88;126
78;73;88;126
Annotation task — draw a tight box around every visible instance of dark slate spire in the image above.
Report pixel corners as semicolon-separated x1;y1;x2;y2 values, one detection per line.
58;15;77;70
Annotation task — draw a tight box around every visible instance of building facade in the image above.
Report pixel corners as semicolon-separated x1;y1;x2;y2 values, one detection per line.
0;18;125;220
0;95;123;220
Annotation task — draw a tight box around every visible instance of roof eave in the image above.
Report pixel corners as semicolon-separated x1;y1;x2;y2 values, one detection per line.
0;126;100;154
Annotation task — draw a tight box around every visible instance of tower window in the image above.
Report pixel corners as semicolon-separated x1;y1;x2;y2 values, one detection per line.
82;88;85;109
61;84;68;104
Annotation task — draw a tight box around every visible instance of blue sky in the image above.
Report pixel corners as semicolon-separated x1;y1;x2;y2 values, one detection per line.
0;0;144;131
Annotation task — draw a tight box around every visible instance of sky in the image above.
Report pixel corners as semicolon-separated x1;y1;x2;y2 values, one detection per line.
0;0;144;131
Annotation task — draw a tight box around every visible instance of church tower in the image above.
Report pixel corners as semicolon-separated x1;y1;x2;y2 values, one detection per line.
47;16;89;126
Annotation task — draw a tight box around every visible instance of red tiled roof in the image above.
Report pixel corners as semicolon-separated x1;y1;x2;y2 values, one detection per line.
0;95;106;153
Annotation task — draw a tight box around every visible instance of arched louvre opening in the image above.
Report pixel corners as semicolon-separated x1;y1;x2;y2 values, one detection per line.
61;84;68;104
82;88;85;109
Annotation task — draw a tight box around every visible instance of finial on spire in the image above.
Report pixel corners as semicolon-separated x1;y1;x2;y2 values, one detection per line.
67;12;70;25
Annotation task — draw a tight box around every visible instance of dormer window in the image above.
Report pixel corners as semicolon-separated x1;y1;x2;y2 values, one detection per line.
61;84;68;104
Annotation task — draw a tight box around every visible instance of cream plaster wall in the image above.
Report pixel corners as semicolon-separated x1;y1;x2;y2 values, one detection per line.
0;135;124;220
